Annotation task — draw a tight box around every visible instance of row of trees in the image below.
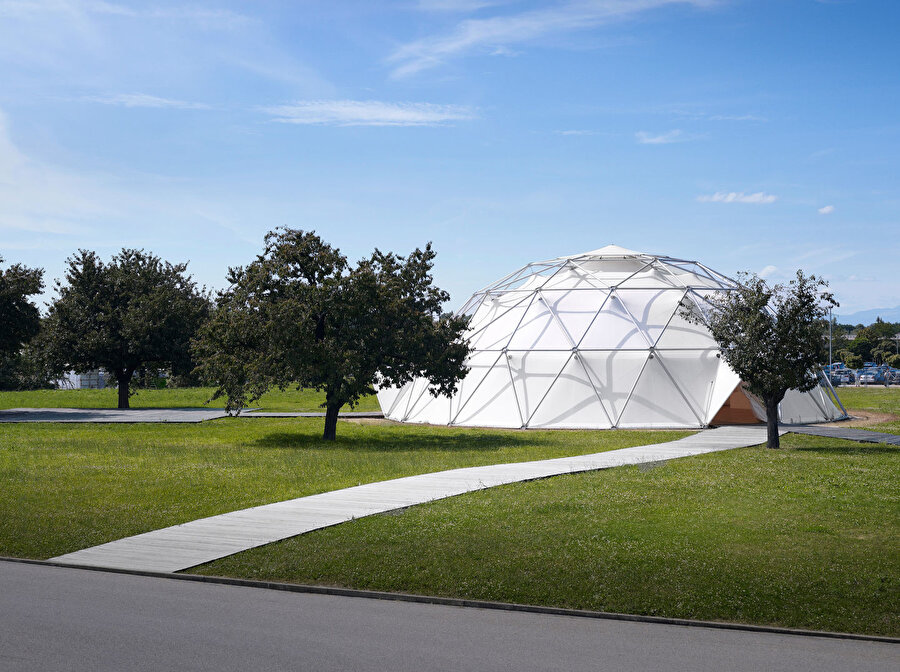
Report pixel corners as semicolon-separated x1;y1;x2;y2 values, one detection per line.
1;250;210;405
831;318;900;368
3;234;841;447
1;230;469;440
0;256;45;389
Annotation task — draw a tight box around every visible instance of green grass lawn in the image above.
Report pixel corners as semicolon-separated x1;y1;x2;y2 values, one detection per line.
0;386;380;412
836;386;900;433
0;418;687;559
2;386;897;635
196;432;899;637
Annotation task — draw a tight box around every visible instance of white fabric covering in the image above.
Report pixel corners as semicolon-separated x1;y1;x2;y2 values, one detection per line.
378;246;845;428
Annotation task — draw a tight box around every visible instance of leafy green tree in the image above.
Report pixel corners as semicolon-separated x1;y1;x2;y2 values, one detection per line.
887;354;900;369
195;229;470;440
869;317;897;340
42;249;210;408
843;353;864;370
848;327;875;363
684;270;836;448
829;321;851;358
0;256;44;358
872;339;895;365
0;338;55;391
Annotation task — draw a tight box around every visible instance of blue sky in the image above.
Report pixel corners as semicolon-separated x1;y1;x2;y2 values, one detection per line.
1;0;897;315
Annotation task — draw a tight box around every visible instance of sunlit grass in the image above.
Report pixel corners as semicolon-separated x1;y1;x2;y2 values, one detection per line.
0;418;687;559
0;386;379;412
836;386;900;433
3;386;897;635
197;433;899;636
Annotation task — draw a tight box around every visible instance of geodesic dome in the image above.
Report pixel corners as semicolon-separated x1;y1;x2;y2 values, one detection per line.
377;245;846;429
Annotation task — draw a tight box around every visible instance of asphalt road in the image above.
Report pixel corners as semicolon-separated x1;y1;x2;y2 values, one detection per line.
1;562;896;672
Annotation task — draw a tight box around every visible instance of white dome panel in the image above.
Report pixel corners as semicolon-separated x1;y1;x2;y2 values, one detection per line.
527;354;613;429
509;351;572;422
579;351;649;425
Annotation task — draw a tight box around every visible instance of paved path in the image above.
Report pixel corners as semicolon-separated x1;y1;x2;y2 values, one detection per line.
242;411;384;418
0;408;384;423
0;407;231;423
2;562;895;672
789;425;900;445
52;426;772;572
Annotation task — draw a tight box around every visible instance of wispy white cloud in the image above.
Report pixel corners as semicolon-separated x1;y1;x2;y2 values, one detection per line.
792;246;859;268
0;1;329;97
0;108;113;235
0;1;250;29
0;106;265;270
818;204;835;215
665;107;767;122
389;0;716;77
707;113;767;122
222;53;335;94
758;265;778;279
697;191;778;204
635;129;691;144
555;129;600;136
83;93;210;109
808;148;834;160
415;0;509;11
262;100;476;127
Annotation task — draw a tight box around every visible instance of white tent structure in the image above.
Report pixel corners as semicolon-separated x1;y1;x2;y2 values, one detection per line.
377;246;846;429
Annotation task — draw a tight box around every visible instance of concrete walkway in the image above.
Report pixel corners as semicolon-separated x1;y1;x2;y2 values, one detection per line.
0;407;231;423
0;408;384;423
789;425;900;445
51;426;773;573
242;411;385;418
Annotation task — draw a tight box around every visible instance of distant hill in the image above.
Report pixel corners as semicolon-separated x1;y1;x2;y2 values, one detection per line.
836;305;900;325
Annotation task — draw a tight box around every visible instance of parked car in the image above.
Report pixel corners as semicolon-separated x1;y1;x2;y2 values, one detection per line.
859;368;885;385
830;370;854;386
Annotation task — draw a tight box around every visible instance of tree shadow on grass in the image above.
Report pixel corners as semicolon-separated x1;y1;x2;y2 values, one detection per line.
253;430;539;453
790;441;899;455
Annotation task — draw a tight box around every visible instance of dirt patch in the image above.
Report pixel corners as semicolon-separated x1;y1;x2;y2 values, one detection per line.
816;410;900;428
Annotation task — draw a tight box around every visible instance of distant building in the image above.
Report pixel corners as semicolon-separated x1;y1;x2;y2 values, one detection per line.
56;370;110;390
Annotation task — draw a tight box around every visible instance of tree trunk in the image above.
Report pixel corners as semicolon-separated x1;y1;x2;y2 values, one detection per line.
323;402;341;441
116;369;133;409
765;395;780;449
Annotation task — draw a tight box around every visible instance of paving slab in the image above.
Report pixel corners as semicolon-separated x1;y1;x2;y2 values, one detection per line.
788;426;900;445
241;411;385;418
0;407;231;423
51;426;773;573
0;408;383;423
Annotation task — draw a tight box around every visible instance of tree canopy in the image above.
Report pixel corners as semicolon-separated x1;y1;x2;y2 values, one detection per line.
42;249;209;408
0;256;47;390
685;270;836;448
0;256;44;357
194;229;470;440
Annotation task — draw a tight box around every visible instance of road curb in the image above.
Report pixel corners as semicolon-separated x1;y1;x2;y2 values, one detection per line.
3;556;897;644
